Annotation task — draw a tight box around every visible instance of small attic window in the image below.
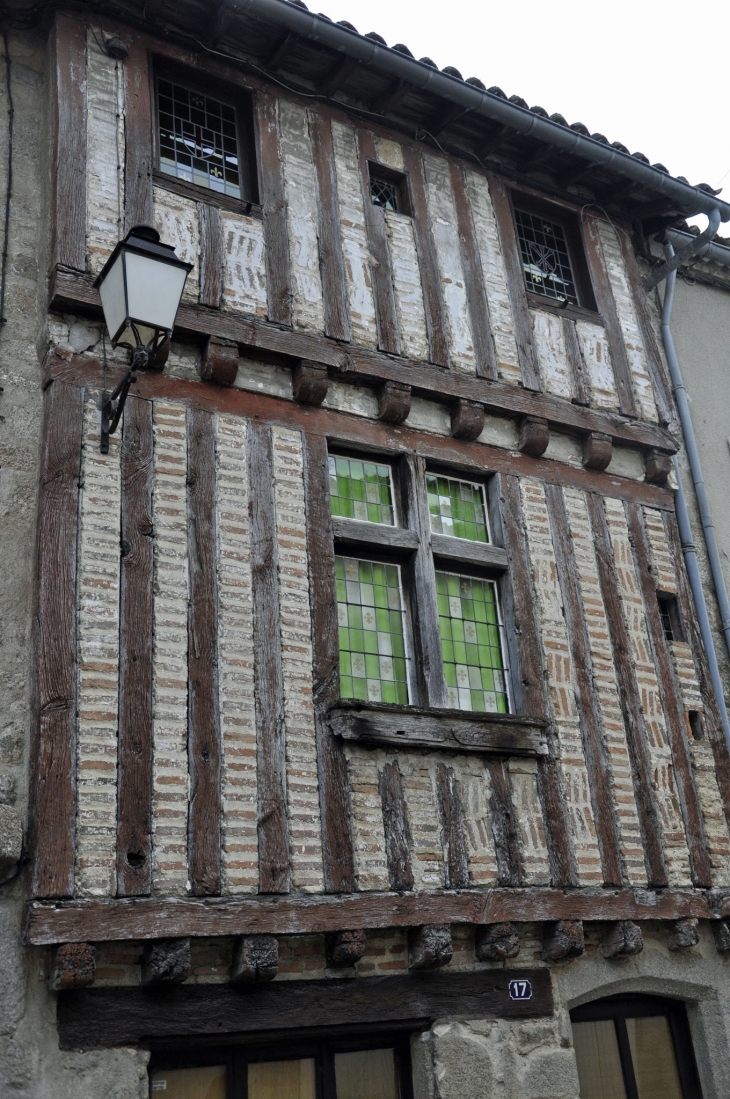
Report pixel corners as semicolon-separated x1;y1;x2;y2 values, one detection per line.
368;162;411;216
658;593;684;642
514;207;578;304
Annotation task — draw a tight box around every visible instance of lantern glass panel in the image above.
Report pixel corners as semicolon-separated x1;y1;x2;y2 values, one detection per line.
97;252;127;346
123;251;189;333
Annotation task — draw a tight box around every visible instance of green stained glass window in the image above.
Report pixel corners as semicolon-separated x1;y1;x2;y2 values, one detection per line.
329;455;395;525
436;571;508;713
336;556;409;705
426;474;489;543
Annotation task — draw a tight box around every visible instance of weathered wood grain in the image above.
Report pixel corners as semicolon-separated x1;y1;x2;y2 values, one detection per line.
255;91;291;326
545;483;622;886
587;492;667;887
116;397;154;896
329;704;548;757
379;760;413;892
123;36;154;232
310;110;350;342
198;203;223;309
618;230;674;425
187;407;222;896
358;131;400;355
436;763;470;888
57;968;554;1048
48;272;679;456
487;760;520;887
664;511;730;831
51;13;87;271
28;886;719;946
449;161;498;380
401;145;449;367
487;175;540;391
331;517;419;552
562;317;589;406
498;474;575;887
46;350;675;511
303;432;355;892
249;422;289;894
430;534;508;570
580;216;637;418
626;502;712;887
29;381;84;899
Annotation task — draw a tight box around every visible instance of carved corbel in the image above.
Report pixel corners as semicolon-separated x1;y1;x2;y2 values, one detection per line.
141;938;192;985
542;919;584;962
451;399;485;441
644;448;673;486
667;918;699;950
230;935;279;984
712;918;730;953
409;924;453;969
518;415;550;458
49;942;96;991
475;922;520;961
583;431;613;472
326;929;367;968
378;381;411;424
601;921;644;958
201;336;239;386
292;359;329;405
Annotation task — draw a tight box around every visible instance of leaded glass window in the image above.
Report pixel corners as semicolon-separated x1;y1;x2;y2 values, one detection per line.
329;455;395;525
514;208;578;304
336;556;409;705
436;571;508;713
426;474;489;543
158;79;241;198
371;177;398;212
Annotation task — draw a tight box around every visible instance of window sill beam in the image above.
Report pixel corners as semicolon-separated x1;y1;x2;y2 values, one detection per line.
331;516;420;551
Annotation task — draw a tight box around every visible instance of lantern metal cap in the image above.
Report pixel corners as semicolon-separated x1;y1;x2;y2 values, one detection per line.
93;224;194;289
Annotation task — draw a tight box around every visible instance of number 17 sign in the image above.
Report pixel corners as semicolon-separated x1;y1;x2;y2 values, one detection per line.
508;978;533;1001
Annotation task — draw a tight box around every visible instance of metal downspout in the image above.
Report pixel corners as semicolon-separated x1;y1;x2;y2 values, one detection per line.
659;239;730;750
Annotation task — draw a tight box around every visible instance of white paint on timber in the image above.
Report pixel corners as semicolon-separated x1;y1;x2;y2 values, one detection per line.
75;398;121;897
279;101;325;335
332;121;377;348
271;426;324;892
543;432;583;468
86;28;125;274
221;211;268;317
575;322;618;411
457;757;498;885
520;477;602;885
374;136;405;173
343;744;390;891
151;401;189;894
215;414;258;893
642;507;678;595
405;396;451;436
232;357;293;400
423;153;476;374
595;221;659;423
385;211;429;361
323;381;379;419
464;170;522;385
606;447;645;482
507;758;551;885
563;487;646;884
153;187;200;303
531;311;573;400
603;496;692;886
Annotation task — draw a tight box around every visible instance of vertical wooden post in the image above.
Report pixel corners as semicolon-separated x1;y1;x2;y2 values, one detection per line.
198;204;223;309
255;91;291;326
401;145;449;368
51;13;87;272
619;230;674;425
29;381;84;898
116;396;154;896
123;37;154;232
357;130;400;355
449;162;499;380
436;762;470;888
310;110;350;343
379;760;413;892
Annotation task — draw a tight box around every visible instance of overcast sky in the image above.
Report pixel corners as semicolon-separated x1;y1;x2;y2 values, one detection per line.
314;0;728;225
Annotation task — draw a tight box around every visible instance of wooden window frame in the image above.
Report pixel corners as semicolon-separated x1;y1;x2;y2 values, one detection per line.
148;1029;416;1099
326;445;549;758
510;190;599;320
570;993;704;1099
367;160;413;218
152;56;260;214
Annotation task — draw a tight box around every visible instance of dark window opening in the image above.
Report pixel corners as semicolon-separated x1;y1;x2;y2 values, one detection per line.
149;1032;414;1099
514;207;578;304
368;163;411;216
688;710;705;741
658;593;685;643
570;994;704;1099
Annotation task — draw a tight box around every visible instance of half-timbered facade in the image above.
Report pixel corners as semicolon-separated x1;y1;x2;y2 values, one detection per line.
2;1;730;1095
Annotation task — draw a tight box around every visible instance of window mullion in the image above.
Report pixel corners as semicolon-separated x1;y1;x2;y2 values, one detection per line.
614;1018;641;1099
400;455;448;708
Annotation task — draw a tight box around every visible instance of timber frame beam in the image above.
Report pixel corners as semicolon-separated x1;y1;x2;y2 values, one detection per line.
25;887;729;946
49;268;677;457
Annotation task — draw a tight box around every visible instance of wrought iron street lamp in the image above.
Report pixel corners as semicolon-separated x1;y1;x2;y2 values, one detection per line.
94;224;193;452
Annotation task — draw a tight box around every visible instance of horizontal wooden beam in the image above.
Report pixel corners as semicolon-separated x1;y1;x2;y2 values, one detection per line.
329;703;547;756
49;268;677;455
430;534;508;570
57;968;553;1049
25;887;719;946
331;517;420;551
43;351;676;513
